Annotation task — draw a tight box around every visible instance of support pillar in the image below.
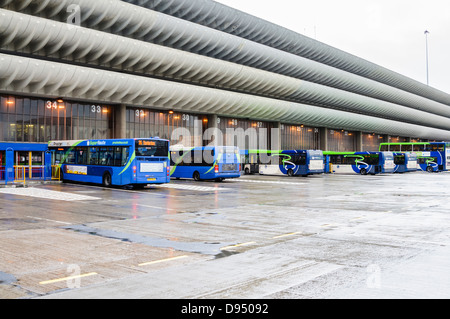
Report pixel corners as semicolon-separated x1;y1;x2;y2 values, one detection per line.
356;131;363;152
271;122;282;151
320;127;328;151
114;104;127;139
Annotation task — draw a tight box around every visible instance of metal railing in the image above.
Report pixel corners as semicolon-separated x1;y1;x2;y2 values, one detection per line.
52;165;61;181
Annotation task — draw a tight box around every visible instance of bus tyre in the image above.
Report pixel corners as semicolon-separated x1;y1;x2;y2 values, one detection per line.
287;169;294;177
102;172;112;187
360;168;367;175
427;166;434;173
193;171;201;181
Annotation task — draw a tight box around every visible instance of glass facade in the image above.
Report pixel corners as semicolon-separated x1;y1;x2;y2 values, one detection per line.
216;117;274;150
126;108;204;147
327;129;356;152
281;124;320;150
0;95;114;142
2;95;422;152
362;133;388;151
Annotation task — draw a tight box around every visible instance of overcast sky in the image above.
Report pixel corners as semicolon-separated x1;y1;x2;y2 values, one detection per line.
215;0;450;94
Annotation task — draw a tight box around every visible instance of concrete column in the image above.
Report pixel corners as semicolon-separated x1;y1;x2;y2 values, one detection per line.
114;104;127;139
356;131;363;152
320;127;328;151
204;114;219;146
271;122;282;151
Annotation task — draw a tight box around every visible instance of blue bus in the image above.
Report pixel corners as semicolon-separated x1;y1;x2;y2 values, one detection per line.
258;150;324;177
393;152;418;173
324;151;395;175
48;138;170;187
170;146;241;181
380;142;450;172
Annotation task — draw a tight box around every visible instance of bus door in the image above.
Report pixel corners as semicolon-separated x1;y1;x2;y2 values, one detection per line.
394;153;405;173
4;148;14;183
250;153;258;174
0;151;4;180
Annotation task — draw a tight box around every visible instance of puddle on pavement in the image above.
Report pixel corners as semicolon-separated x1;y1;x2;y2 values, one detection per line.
64;224;232;256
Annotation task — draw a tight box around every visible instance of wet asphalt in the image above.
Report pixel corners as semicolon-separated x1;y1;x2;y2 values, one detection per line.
1;171;450;299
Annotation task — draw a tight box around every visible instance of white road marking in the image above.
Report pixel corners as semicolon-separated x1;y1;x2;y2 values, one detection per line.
150;184;230;192
231;179;305;185
136;204;177;211
26;216;72;225
0;187;100;201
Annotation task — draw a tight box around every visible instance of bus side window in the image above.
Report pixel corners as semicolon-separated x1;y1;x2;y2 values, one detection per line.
76;148;87;165
380;145;388;152
99;147;113;166
66;150;76;164
89;147;99;165
121;148;129;166
113;147;122;167
299;154;306;165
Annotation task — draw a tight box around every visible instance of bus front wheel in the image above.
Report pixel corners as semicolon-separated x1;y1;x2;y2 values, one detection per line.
427;166;434;173
193;171;201;181
287;169;294;177
360;168;367;175
103;172;112;187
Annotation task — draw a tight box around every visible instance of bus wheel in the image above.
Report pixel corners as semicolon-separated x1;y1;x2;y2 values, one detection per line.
427;166;434;173
287;169;294;177
102;172;112;187
193;171;201;181
360;168;367;175
244;168;250;175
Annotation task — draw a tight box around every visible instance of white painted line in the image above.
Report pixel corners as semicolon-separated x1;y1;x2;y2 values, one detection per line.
26;216;72;225
151;184;230;192
136;204;177;211
0;187;100;201
231;179;305;185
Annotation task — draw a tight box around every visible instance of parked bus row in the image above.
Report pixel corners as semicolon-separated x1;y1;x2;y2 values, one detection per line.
2;140;449;187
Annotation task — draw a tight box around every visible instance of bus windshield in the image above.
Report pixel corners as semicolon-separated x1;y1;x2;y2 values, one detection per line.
135;140;169;157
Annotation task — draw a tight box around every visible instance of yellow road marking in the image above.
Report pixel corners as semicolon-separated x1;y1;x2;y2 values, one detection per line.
39;272;98;285
220;241;257;250
138;255;188;267
272;232;299;239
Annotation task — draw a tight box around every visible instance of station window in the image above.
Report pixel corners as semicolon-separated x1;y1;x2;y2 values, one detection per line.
0;94;113;143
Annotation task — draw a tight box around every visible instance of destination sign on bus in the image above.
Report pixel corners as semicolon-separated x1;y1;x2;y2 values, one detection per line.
138;140;156;146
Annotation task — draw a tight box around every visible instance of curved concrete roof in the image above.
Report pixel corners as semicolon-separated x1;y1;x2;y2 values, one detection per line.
123;0;450;107
2;53;450;140
2;0;450;122
2;9;450;132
